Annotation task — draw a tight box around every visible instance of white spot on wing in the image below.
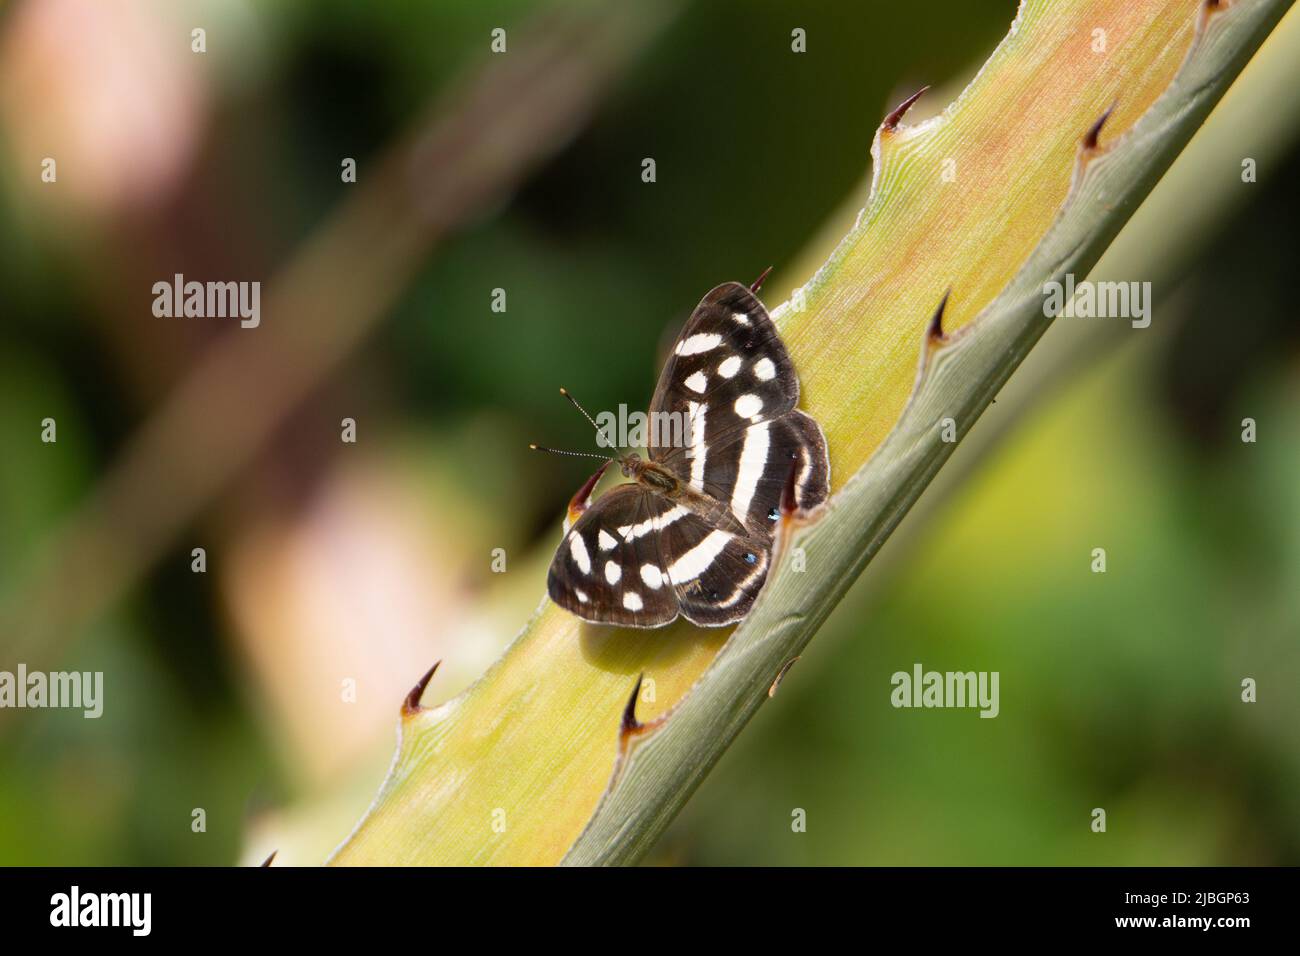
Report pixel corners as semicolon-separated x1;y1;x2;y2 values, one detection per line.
654;506;687;531
667;529;731;583
676;333;722;356
575;588;589;603
684;370;708;394
753;357;776;381
734;393;763;420
623;592;643;612
605;560;621;585
717;355;742;378
732;311;750;326
620;505;687;542
687;401;707;490
640;563;664;589
568;532;591;575
730;421;770;521
598;529;617;551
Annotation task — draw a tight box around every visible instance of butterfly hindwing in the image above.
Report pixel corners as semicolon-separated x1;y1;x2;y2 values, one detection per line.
658;510;771;626
688;408;830;536
546;485;679;628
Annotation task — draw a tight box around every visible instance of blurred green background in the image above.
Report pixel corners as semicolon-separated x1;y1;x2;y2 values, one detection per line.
0;0;1296;865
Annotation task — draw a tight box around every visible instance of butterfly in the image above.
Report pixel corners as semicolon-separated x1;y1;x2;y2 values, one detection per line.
535;279;830;628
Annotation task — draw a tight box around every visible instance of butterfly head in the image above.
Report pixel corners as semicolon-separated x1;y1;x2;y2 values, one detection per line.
618;452;643;478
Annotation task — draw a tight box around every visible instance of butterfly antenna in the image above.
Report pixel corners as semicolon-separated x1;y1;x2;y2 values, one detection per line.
528;443;611;462
558;387;602;434
534;387;620;460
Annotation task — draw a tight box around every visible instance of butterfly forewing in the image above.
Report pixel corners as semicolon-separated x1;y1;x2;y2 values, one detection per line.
547;486;679;627
649;282;800;492
651;282;828;531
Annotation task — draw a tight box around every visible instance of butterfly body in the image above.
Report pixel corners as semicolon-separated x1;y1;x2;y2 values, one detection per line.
620;453;674;490
544;281;830;628
621;453;750;538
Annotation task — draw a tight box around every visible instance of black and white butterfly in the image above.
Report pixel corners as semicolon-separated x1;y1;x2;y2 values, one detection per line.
538;280;830;628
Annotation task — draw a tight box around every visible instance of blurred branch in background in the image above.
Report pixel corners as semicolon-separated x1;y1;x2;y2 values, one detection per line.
0;1;678;701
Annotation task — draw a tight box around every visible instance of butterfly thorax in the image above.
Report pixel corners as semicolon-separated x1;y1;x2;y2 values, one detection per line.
620;453;676;491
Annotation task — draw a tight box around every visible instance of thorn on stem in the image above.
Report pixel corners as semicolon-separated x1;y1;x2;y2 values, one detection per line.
620;673;645;737
883;85;930;133
402;660;442;717
769;657;800;698
927;288;952;344
750;265;774;294
1083;101;1117;151
261;850;277;867
568;460;610;524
